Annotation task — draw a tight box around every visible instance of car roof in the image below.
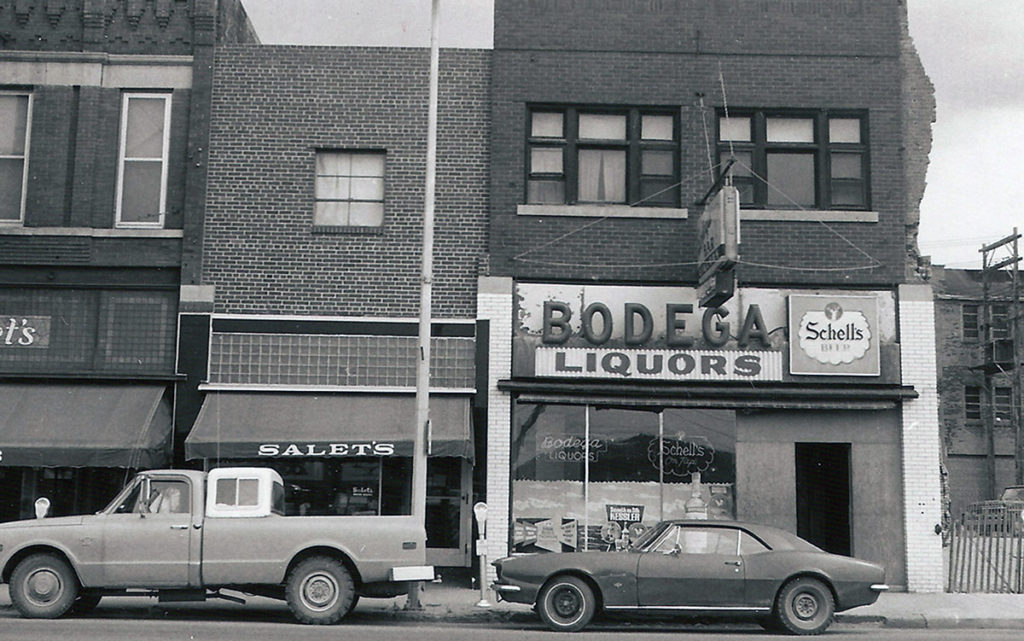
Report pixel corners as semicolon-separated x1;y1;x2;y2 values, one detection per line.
659;519;820;551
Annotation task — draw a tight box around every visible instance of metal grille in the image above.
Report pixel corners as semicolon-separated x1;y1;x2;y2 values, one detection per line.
948;501;1024;593
209;333;475;389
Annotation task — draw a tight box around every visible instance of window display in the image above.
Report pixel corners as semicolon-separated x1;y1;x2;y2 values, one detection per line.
511;403;736;553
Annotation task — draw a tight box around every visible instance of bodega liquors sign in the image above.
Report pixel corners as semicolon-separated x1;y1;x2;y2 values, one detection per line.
788;294;879;376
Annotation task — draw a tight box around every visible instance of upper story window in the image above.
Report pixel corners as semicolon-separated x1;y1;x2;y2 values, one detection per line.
717;110;868;210
995;387;1013;421
962;304;980;341
527;107;679;207
314;151;385;229
116;93;171;228
965;386;982;422
0;91;32;225
989;303;1010;340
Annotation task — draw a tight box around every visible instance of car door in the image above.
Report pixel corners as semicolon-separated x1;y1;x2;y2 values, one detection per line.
100;476;194;587
636;524;745;607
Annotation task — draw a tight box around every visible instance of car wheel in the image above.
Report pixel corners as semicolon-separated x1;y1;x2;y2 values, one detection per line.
773;577;834;635
346;593;360;616
69;592;103;615
285;556;355;625
537;575;597;632
9;553;80;619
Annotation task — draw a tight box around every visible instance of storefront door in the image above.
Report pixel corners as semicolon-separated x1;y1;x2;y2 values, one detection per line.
796;443;851;556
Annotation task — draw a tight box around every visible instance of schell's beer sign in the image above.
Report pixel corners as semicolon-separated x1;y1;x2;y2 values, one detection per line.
515;284;785;382
788;295;880;376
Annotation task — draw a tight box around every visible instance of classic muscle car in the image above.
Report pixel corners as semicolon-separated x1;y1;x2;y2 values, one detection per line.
492;520;888;634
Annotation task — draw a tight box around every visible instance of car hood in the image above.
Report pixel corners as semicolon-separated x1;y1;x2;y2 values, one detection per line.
0;515;85;530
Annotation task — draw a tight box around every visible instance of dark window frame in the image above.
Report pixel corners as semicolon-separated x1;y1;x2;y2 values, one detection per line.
526;106;681;208
313;149;386;231
716;109;869;210
965;386;982;422
962;303;980;341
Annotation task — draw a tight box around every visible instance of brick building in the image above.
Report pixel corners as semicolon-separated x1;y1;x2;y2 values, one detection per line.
478;0;939;591
933;265;1021;519
0;0;257;521
178;44;490;568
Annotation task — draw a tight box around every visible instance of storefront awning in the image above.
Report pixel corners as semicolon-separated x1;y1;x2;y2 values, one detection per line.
0;383;171;468
185;392;473;461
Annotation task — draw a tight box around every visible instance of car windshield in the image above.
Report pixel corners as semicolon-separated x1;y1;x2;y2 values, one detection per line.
1001;487;1024;501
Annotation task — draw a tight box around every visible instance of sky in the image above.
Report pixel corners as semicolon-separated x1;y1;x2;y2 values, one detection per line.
239;0;1023;270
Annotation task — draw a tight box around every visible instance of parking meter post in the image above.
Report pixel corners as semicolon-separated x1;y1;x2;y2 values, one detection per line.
473;502;492;608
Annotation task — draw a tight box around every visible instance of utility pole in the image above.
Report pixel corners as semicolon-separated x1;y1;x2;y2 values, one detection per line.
979;229;1022;492
407;0;440;611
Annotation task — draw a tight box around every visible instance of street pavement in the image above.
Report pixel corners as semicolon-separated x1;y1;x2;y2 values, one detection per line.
4;579;1024;629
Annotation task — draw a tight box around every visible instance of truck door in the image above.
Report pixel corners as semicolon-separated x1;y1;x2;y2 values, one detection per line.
100;476;194;587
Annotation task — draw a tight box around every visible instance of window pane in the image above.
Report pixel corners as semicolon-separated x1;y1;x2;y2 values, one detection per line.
578;149;626;202
120;161;163;224
720;150;752;177
511;403;587;553
0;94;29;155
640;177;676;205
316;176;350;199
642;150;673;176
830;181;864;207
527;179;565;204
531;111;563;138
641;114;673;140
578;114;626;140
766;152;815;207
831;152;862;179
349;202;384;226
315;201;350;226
350;153;385;177
125;97;166;158
238;479;259;506
962;304;979;340
531;147;563;174
829;118;861;143
317;152;350;176
0;158;24;221
740;531;770;554
965;387;982;421
719;116;751;142
215;479;234;506
350;176;384;200
766;117;814;143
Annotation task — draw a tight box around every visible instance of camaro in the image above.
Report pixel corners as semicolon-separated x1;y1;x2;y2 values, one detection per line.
491;519;888;634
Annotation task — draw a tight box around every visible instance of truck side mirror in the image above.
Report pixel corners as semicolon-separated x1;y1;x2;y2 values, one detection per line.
34;497;50;519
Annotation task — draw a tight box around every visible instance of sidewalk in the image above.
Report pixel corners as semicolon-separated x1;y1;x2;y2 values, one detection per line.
4;581;1024;629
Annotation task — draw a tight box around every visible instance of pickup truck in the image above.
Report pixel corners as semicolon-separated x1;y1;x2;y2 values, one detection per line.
0;467;434;624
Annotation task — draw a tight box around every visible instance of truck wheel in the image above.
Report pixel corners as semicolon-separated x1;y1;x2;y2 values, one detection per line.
773;577;834;635
9;553;79;619
537;575;596;632
285;556;355;625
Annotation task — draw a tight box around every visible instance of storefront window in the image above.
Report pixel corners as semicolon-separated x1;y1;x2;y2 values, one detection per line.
511;403;736;554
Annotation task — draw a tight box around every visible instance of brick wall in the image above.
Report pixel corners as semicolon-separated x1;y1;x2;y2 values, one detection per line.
202;46;491;318
899;283;944;592
477;276;513;582
489;0;928;287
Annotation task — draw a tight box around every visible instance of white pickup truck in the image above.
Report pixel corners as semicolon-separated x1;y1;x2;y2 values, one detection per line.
0;467;433;624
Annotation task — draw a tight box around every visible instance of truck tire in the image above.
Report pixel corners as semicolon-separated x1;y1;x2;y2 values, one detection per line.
285;556;355;625
9;553;79;619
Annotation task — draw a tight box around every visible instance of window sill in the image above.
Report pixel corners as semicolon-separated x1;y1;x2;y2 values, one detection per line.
517;204;687;219
312;225;384;235
740;209;878;223
0;226;182;238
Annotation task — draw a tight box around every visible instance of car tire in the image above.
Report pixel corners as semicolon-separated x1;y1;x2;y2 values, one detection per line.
773;577;835;635
69;592;103;615
285;556;355;625
537;575;597;632
9;553;80;619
